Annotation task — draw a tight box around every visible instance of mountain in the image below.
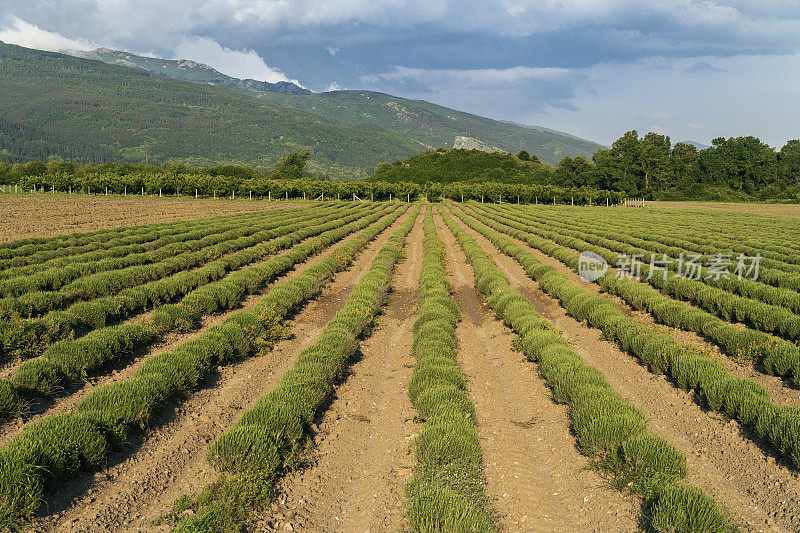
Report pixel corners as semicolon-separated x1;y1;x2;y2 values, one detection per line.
0;42;425;177
367;149;553;185
76;48;602;165
76;48;310;96
679;140;710;150
501;120;602;145
257;90;602;165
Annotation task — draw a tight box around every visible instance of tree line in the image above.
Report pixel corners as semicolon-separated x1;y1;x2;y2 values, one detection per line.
554;132;800;201
0;154;623;205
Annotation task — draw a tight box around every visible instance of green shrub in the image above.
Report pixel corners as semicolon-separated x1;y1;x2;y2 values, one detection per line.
651;483;729;533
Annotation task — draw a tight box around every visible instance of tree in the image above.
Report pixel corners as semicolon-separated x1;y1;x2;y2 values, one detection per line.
556;156;594;187
779;140;800;185
517;150;531;161
373;162;393;175
639;132;671;190
599;131;643;193
704;137;777;193
670;142;698;189
271;151;310;180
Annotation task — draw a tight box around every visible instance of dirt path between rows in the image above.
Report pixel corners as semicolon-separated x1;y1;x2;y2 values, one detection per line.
462;205;800;408
435;209;641;532
27;208;412;532
259;211;424;532
450;208;800;532
0;208;379;448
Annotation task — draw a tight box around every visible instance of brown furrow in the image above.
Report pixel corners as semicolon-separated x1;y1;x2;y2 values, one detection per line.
260;210;424;532
451;208;800;532
464;206;800;407
435;209;641;532
25;209;413;533
0;221;368;448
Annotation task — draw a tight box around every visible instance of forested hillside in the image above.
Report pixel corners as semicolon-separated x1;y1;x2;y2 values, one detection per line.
0;42;423;178
74;48;604;165
368;149;553;185
259;90;602;165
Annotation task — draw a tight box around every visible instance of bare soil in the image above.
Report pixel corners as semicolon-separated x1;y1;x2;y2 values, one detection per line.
435;209;641;532
451;208;800;532
461;205;800;408
0;212;376;446
0;194;306;241
258;211;424;532
26;209;412;532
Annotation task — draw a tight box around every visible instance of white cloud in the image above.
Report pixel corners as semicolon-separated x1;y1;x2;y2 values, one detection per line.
0;16;98;52
324;82;342;91
173;36;302;85
326;45;339;56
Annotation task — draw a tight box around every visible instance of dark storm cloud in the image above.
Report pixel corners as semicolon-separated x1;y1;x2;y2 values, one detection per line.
2;1;799;144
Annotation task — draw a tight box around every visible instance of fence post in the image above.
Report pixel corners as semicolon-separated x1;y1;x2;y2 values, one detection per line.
481;195;484;203
285;191;288;201
553;196;556;205
571;196;573;206
250;191;253;201
269;191;271;201
195;189;198;199
606;198;609;207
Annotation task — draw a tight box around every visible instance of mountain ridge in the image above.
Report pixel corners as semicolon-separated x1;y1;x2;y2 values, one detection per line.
73;47;603;165
0;41;424;177
75;47;311;95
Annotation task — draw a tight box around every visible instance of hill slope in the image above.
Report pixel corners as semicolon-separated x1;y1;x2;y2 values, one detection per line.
76;48;310;96
367;149;554;185
75;48;602;165
0;42;423;177
258;90;602;165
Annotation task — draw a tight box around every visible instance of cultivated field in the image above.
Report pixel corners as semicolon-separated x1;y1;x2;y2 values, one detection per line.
0;198;798;532
0;194;306;242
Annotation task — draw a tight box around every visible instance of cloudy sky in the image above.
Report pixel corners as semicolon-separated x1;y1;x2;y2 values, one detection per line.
1;1;798;147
